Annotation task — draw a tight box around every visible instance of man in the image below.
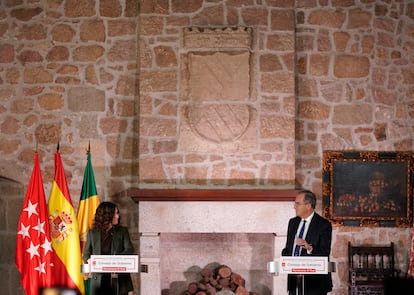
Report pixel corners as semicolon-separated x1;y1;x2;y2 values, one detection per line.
281;190;333;295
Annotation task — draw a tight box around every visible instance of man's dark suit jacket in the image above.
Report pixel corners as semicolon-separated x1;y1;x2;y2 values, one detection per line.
281;212;333;295
83;226;134;295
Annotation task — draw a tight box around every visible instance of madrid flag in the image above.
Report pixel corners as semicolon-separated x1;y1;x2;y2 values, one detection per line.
48;151;85;294
16;152;55;295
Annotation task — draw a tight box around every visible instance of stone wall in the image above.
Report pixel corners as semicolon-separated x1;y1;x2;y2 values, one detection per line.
0;1;140;294
0;0;413;295
295;1;414;293
138;0;296;187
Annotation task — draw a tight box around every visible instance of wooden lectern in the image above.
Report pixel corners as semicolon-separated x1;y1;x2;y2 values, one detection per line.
267;256;335;295
81;255;142;295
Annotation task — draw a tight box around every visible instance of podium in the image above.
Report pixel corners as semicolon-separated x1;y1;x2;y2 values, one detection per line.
82;255;144;295
267;256;335;295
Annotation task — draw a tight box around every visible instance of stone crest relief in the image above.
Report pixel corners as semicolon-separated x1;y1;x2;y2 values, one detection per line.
180;28;256;152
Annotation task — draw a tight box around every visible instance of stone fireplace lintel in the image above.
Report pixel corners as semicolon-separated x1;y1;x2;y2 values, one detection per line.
128;188;299;202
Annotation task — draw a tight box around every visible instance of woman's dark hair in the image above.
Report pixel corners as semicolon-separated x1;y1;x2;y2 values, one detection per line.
92;201;117;232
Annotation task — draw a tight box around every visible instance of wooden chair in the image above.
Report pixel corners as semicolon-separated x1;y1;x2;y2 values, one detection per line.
348;242;399;295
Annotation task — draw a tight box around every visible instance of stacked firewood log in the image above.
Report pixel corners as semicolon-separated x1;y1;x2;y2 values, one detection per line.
181;264;259;295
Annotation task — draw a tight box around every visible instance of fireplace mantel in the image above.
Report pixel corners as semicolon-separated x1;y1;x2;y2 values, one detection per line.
128;188;299;202
133;188;298;294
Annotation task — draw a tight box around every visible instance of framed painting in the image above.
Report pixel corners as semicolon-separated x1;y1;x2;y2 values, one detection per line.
322;151;413;227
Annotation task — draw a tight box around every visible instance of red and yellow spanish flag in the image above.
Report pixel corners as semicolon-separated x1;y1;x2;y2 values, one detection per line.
77;150;100;255
48;150;85;294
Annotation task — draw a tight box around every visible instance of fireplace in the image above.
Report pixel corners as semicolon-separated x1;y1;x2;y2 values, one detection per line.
129;189;298;295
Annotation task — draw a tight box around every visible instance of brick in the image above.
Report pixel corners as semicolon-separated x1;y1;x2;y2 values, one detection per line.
10;7;43;21
80;20;105;42
192;5;224;26
334;55;370;78
361;35;375;54
6;68;20;84
158;101;177;116
298;101;330;120
35;119;62;145
153;140;178;154
116;99;136;117
308;10;345;28
108;40;137;61
310;54;329;76
268;164;295;181
100;0;122;17
260;115;294;138
100;117;128;134
241;7;268;26
67;87;105;112
65;0;95;17
99;69;114;84
261;73;294;94
297;77;318;97
55;77;80;85
139;40;152;68
57;65;78;75
139;157;166;181
333;32;350;52
116;75;136;96
108;20;136;36
140;16;163;35
17;50;43;65
125;0;139;17
347;8;372;29
0;44;14;63
23;87;43;96
171;0;203;13
0;23;8;38
140;71;177;92
260;54;283;72
1;116;19;134
122;136;138;160
17;24;47;40
85;66;99;85
24;66;53;83
46;46;69;61
229;170;256;181
51;24;76;42
372;87;397;105
73;45;105;62
140;117;177;137
140;0;169;14
402;68;414;84
38;93;64;110
267;33;294;51
79;115;99;139
333;105;373;124
154;45;177;67
270;9;294;31
317;29;331;51
184;166;208;183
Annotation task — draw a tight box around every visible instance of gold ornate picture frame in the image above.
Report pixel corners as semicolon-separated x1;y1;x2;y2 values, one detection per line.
322;151;413;227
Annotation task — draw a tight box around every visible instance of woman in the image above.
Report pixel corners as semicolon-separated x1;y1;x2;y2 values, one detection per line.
83;202;135;295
